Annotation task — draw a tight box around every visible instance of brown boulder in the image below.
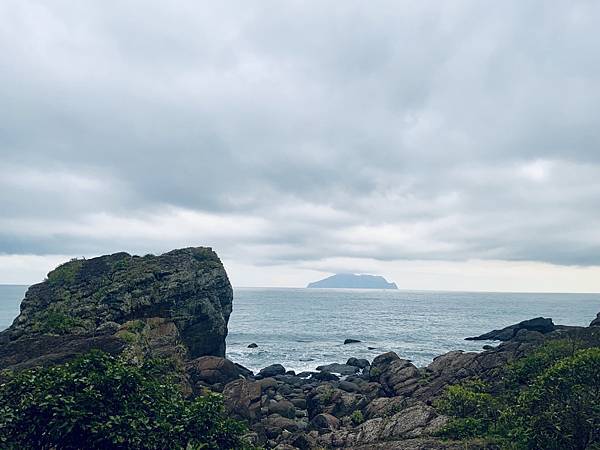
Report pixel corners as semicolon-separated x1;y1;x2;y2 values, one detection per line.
223;378;262;420
187;355;240;386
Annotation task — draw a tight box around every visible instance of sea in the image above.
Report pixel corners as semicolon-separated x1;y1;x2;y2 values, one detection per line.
1;285;599;373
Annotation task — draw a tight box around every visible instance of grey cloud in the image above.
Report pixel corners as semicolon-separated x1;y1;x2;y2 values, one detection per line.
1;1;600;269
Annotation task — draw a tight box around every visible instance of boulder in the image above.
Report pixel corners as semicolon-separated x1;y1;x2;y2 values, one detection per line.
223;378;262;420
347;357;370;369
248;343;258;348
268;399;297;419
0;247;233;360
310;413;340;431
316;363;360;376
364;397;411;419
590;313;600;327
344;339;361;344
311;371;340;382
465;317;555;341
259;364;287;378
370;352;420;397
187;356;240;385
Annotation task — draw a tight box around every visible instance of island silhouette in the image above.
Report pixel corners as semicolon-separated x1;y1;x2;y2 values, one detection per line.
307;273;398;289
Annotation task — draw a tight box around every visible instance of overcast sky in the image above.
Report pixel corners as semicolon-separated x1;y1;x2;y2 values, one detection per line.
1;1;600;291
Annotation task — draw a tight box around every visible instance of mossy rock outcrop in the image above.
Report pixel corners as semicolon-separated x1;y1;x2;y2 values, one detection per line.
0;247;233;361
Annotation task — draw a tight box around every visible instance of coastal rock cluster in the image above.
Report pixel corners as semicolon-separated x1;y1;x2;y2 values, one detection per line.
211;323;576;449
1;247;598;449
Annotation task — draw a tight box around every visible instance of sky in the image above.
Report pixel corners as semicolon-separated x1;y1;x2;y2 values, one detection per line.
1;1;600;292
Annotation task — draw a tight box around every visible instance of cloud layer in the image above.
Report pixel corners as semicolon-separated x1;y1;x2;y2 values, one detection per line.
1;1;600;287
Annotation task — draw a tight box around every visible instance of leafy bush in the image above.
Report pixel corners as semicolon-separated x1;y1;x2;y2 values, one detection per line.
437;341;600;450
350;410;364;425
0;351;254;450
508;347;600;450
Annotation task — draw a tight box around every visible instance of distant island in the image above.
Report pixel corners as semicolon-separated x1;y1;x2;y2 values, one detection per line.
307;273;398;289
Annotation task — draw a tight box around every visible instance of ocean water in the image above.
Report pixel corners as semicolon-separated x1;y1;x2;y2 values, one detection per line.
1;285;599;373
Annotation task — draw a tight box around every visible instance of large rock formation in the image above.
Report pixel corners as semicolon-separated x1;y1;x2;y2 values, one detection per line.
465;316;555;341
0;247;233;369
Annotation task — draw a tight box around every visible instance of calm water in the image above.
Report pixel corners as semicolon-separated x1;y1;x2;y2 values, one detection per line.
1;285;599;372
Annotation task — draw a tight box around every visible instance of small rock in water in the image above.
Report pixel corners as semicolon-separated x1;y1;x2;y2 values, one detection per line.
247;343;258;348
368;346;377;350
344;338;361;344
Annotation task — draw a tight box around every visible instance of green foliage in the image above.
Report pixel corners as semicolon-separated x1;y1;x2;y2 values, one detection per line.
0;351;254;450
508;347;600;450
47;259;84;285
436;380;499;440
31;309;85;335
437;341;600;450
504;339;578;387
350;410;364;425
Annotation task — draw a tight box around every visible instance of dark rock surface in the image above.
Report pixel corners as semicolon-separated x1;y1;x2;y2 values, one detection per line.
344;338;361;344
0;247;233;369
590;312;600;327
465;316;555;341
316;363;360;375
259;364;287;378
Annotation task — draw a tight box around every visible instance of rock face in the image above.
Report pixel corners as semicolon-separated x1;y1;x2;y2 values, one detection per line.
590;313;600;327
0;247;233;359
465;317;555;341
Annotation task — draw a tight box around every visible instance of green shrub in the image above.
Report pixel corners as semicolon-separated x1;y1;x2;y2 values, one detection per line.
437;342;600;450
509;347;600;450
0;351;254;450
504;339;579;387
350;410;364;425
436;380;499;439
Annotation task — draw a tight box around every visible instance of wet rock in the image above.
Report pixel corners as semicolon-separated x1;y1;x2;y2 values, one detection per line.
259;363;287;378
234;362;254;378
466;317;555;341
248;343;258;348
311;371;340;382
344;339;362;344
317;363;360;376
347;357;370;369
590;312;600;327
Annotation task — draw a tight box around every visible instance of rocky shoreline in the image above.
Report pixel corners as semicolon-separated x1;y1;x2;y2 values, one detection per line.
0;247;598;449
